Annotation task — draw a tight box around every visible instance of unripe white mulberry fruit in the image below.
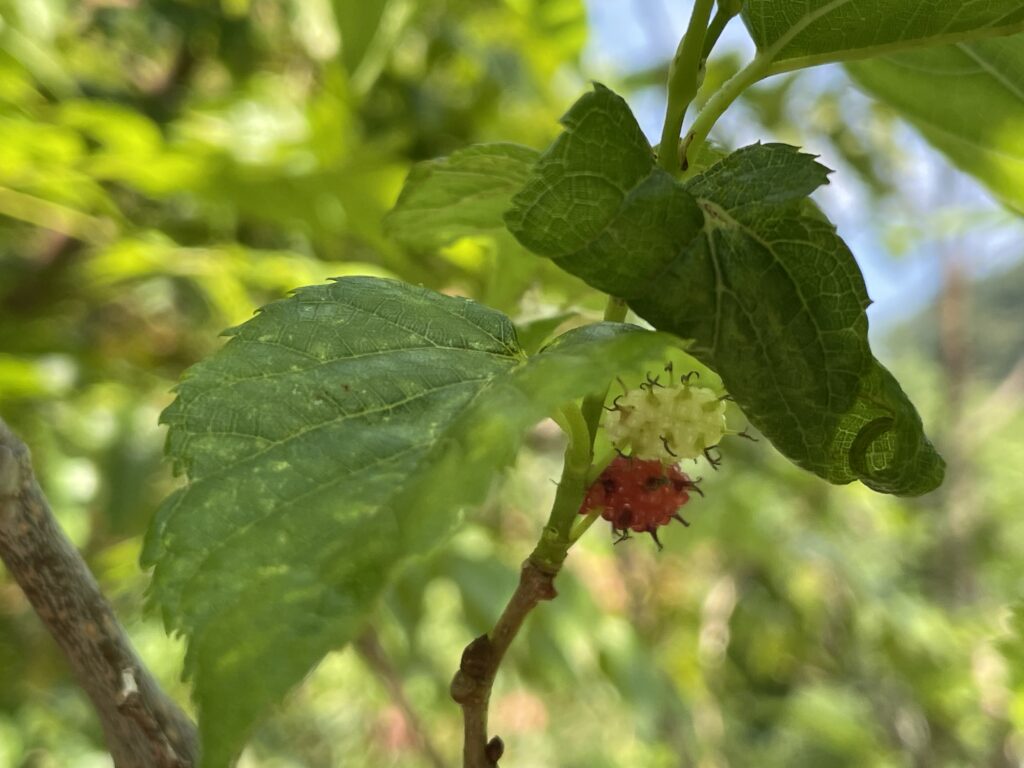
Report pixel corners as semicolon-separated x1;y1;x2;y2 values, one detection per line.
604;377;727;462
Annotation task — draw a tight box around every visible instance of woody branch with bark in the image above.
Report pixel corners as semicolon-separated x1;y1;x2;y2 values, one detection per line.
0;417;199;768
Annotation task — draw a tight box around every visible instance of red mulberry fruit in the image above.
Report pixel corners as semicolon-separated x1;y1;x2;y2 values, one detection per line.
579;456;700;549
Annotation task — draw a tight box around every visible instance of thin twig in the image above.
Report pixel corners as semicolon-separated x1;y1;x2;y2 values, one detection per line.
0;417;199;767
450;559;558;767
354;627;447;768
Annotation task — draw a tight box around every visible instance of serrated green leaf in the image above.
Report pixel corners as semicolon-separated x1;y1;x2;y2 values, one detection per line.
684;142;832;208
505;85;944;496
505;84;704;300
742;0;1024;74
143;276;677;766
385;143;540;250
503;84;657;259
144;277;519;766
848;34;1024;214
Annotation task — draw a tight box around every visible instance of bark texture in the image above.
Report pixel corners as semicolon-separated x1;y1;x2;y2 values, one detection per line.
0;417;199;767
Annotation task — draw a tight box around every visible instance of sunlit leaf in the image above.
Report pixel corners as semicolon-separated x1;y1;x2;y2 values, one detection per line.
742;0;1024;74
385;143;540;250
848;34;1024;214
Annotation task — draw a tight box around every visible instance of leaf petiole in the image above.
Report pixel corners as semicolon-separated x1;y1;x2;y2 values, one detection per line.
657;0;716;173
683;0;868;171
580;297;629;439
700;0;743;63
557;403;592;475
570;506;603;543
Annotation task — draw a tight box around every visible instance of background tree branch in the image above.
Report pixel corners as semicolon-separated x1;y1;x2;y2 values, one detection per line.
0;417;199;768
354;626;447;768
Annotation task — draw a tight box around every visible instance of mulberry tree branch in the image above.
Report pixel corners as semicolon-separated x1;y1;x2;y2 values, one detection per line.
451;398;594;766
450;558;558;768
0;417;199;768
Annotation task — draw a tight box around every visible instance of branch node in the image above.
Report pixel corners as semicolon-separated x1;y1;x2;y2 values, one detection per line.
485;736;505;763
461;634;495;679
451;634;494;705
454;561;561;765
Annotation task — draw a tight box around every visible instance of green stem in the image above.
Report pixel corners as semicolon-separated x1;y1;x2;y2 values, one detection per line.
530;402;592;571
580;297;628;439
559;404;591;473
570;507;602;543
533;295;631;569
657;0;716;173
682;0;829;174
700;1;741;62
681;52;773;176
603;297;629;323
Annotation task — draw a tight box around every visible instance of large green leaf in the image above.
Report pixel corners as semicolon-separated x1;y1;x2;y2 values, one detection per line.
385;143;540;249
505;84;944;497
741;1;1024;74
143;276;677;766
848;35;1024;213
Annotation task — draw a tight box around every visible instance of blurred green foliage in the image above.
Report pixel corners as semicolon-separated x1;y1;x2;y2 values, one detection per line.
1;1;1023;766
